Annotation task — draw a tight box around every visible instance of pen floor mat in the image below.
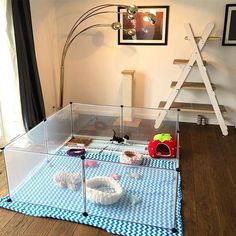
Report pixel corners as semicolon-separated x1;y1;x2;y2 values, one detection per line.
0;146;183;236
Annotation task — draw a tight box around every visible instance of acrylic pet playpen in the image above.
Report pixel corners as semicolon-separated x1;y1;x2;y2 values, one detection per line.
3;103;181;232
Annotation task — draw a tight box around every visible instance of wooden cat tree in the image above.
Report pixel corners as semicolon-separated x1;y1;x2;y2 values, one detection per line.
155;23;228;136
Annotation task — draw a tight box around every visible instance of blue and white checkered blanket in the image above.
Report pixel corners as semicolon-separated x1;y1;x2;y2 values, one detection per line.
0;147;183;236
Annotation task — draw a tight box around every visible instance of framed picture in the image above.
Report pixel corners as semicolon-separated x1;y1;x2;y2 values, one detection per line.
118;6;169;45
222;4;236;45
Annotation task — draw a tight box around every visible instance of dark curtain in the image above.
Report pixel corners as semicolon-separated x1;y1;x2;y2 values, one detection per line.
11;0;45;130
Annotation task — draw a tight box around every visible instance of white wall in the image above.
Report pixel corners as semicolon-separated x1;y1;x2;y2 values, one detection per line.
30;0;60;115
30;0;236;126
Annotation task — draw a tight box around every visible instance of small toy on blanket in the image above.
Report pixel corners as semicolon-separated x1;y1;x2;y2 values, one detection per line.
129;195;141;205
53;172;81;191
129;172;141;179
85;160;97;167
111;173;121;180
125;172;141;180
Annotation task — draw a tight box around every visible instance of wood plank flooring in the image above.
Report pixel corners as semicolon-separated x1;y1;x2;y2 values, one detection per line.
0;123;236;235
180;124;236;236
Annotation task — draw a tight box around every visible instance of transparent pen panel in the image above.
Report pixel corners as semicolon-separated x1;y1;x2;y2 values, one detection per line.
84;158;178;229
122;106;178;142
71;103;121;140
46;105;72;153
4;121;47;153
5;150;84;213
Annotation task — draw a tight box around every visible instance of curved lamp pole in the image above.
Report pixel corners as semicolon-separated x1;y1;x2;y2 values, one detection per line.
59;4;156;109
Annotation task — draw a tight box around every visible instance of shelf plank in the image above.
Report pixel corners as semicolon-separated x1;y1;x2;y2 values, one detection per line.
159;101;226;113
173;59;207;65
184;36;221;41
171;81;215;90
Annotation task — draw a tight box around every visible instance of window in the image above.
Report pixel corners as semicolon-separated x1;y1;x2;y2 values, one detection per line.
0;109;4;147
0;0;24;145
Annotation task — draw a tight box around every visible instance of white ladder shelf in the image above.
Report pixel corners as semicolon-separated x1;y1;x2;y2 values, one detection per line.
155;23;228;136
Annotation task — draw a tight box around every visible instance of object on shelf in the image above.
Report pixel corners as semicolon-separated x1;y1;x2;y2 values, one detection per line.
148;133;177;158
66;136;92;147
86;176;123;205
197;115;202;125
196;115;208;126
120;150;143;165
201;116;207;126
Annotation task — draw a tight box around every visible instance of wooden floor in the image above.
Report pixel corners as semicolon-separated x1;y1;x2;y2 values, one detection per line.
0;123;236;235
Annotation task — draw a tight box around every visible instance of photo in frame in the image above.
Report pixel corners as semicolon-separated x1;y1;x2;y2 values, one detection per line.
118;6;169;45
222;4;236;45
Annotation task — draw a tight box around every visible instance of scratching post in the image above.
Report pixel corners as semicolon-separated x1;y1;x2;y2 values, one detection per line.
121;70;135;121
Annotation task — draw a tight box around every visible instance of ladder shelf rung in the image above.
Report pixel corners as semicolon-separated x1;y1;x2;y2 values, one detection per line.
159;101;226;113
170;81;215;90
173;59;207;65
184;36;221;41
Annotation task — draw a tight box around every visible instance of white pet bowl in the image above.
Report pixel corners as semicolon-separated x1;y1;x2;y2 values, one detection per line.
120;150;143;165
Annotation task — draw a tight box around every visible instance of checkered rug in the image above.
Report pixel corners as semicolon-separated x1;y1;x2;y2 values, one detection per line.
0;145;183;236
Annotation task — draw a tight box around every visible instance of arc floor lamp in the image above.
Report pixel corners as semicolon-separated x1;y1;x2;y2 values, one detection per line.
59;4;156;109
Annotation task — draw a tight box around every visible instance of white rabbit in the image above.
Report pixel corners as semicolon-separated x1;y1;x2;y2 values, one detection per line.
53;172;81;191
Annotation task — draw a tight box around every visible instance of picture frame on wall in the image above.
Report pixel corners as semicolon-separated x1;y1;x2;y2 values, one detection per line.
222;4;236;45
118;6;169;45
